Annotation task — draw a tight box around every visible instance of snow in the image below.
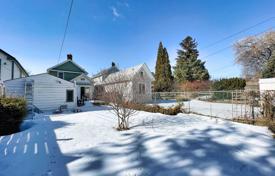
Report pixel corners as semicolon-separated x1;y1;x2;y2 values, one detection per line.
152;99;261;119
0;102;275;176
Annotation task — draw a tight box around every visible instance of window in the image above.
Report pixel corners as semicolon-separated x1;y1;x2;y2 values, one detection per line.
58;72;64;79
139;84;145;94
140;71;144;78
11;61;14;80
66;90;74;102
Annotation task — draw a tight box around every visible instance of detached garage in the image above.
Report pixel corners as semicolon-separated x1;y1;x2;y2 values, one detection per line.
4;73;77;111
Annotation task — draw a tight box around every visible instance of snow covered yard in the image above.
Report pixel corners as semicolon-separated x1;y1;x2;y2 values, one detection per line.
1;103;275;176
153;99;261;119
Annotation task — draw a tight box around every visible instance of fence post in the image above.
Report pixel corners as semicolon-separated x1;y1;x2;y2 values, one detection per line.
232;91;234;119
210;103;212;118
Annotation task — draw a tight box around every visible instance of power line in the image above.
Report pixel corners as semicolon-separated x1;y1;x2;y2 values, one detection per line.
199;27;274;62
57;0;74;63
200;16;275;50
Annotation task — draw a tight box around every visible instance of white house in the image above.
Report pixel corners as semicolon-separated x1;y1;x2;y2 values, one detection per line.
0;49;29;81
4;73;77;111
91;63;154;103
0;49;29;96
259;78;275;91
47;54;93;100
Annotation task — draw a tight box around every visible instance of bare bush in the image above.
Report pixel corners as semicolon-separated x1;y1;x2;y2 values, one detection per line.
100;74;138;130
261;91;275;120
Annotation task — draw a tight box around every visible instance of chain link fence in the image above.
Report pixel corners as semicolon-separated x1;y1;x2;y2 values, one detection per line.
152;90;267;120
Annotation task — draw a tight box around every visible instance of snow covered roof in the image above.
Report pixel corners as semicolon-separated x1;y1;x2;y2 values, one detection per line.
95;63;154;85
91;65;119;79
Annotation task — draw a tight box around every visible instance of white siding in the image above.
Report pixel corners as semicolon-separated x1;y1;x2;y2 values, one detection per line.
259;78;275;91
4;74;77;111
0;51;27;81
4;78;26;97
72;74;94;99
132;67;153;103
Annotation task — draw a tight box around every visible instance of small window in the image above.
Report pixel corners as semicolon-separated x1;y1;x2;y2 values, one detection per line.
66;90;74;102
58;72;64;79
11;61;14;80
139;84;145;94
140;71;144;78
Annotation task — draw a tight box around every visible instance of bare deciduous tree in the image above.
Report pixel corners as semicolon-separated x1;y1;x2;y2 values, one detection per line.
234;31;275;79
100;74;138;130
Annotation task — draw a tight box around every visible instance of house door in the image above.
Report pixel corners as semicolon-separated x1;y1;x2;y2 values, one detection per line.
80;87;85;99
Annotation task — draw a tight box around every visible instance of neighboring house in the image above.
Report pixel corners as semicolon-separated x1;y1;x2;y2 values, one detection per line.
0;49;29;97
91;63;154;103
47;54;93;100
4;73;77;111
259;78;275;91
0;49;29;81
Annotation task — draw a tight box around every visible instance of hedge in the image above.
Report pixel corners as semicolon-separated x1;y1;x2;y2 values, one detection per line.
130;103;183;115
0;97;27;136
212;77;246;91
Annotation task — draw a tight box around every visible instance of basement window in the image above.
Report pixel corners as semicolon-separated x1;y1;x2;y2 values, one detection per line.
66;90;74;102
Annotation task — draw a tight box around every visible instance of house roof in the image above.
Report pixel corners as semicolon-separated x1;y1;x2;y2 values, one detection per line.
4;73;75;85
91;65;119;79
70;73;93;83
95;63;154;85
47;59;88;74
0;49;29;76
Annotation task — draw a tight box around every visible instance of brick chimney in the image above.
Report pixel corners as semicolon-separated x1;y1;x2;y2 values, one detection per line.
67;54;73;61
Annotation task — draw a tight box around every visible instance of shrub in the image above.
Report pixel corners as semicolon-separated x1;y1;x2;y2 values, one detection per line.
92;101;109;106
0;97;27;136
129;103;183;115
175;80;211;91
268;122;275;134
211;92;232;101
176;96;189;102
212;77;246;91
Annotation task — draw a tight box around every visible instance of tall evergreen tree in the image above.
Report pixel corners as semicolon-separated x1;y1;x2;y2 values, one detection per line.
154;42;173;92
174;36;210;82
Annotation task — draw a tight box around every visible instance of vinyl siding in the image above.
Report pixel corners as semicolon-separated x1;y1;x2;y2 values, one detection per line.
0;52;27;81
4;74;77;111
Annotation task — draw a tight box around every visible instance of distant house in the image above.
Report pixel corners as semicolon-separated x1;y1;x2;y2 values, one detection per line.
4;54;93;111
259;78;275;91
5;73;77;111
47;54;93;100
91;63;154;103
0;49;29;96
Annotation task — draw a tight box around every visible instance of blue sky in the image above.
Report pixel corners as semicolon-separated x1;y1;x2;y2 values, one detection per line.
0;0;275;78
